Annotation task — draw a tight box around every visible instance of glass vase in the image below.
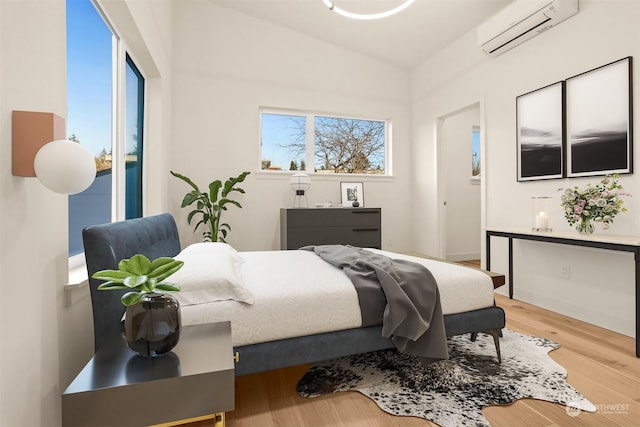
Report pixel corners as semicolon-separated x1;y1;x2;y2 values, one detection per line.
575;217;594;234
124;293;181;357
531;196;552;231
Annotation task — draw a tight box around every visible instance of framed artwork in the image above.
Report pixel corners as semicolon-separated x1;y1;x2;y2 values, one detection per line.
340;182;364;207
566;56;633;177
516;81;565;181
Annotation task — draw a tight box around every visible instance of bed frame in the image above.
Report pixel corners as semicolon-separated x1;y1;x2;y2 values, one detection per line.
83;213;506;375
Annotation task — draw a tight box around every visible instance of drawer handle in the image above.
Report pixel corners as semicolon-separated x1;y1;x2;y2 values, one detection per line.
352;210;378;214
353;228;379;232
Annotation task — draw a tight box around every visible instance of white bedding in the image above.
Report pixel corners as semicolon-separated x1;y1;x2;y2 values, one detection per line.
179;248;495;347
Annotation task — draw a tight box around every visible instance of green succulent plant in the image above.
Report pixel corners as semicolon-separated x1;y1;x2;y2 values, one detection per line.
92;254;184;306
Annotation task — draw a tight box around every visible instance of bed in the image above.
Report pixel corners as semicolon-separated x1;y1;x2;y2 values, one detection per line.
83;213;505;375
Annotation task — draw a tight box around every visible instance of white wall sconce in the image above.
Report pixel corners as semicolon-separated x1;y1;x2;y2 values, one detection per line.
290;172;311;208
12;110;96;194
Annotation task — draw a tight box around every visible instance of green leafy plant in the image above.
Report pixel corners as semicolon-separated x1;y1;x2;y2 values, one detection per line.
92;254;184;306
171;170;250;242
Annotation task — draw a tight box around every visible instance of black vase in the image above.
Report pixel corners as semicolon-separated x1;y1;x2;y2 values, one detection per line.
124;293;181;357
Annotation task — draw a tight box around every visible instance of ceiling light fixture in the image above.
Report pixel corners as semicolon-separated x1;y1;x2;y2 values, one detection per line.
322;0;415;20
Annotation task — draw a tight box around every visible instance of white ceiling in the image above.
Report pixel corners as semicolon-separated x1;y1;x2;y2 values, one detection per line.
211;0;511;70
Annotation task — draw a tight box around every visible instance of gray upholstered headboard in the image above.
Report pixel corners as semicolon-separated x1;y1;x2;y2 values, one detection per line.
82;213;182;352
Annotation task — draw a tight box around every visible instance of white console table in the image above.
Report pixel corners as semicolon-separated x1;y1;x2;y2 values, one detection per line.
485;227;640;357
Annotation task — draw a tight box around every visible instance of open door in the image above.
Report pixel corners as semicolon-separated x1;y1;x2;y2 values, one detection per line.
437;103;482;262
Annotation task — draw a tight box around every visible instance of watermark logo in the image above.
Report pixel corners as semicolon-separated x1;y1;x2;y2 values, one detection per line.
566;402;581;417
566;402;630;417
596;403;630;415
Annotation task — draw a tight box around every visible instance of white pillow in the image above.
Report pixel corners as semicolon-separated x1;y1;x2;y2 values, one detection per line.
167;244;254;306
179;242;238;255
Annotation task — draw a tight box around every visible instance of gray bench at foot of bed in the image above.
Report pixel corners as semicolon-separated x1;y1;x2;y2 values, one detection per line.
83;213;506;377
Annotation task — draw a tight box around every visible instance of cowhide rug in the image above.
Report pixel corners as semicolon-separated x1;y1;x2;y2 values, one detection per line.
297;329;595;427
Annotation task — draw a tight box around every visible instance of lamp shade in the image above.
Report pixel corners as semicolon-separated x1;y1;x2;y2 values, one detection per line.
290;172;311;192
34;140;96;194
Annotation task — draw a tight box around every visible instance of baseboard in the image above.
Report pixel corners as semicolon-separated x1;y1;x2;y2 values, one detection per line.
446;252;480;262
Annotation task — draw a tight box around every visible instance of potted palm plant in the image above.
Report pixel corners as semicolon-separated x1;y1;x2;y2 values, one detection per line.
171;170;250;242
92;254;184;357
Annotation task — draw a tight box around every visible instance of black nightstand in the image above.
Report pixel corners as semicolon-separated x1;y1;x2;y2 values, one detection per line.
62;322;234;427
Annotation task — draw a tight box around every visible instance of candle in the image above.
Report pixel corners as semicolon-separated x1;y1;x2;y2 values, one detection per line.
535;211;549;229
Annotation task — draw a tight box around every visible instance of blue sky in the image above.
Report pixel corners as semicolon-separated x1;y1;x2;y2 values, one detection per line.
66;0;113;157
261;113;306;170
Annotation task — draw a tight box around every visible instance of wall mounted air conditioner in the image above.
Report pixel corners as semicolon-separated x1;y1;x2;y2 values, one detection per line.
478;0;578;56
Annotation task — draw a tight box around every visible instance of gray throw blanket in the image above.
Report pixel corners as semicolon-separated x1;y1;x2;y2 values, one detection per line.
303;245;448;363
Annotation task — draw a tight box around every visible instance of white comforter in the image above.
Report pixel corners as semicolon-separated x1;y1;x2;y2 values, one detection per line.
178;247;495;347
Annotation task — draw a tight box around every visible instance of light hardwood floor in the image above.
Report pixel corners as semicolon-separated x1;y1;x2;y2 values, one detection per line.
457;259;482;268
184;292;639;426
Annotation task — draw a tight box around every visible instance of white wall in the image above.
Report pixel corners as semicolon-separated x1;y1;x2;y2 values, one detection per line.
0;2;82;426
169;1;414;252
441;106;481;261
411;0;640;337
0;1;174;426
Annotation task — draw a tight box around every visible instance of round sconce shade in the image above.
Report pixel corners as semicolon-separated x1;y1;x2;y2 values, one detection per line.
290;172;311;192
34;140;96;194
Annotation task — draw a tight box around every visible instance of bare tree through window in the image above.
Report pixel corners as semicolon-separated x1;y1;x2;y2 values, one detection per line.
266;112;386;174
314;116;385;174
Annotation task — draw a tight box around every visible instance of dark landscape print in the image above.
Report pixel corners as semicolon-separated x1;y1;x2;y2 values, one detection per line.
570;126;629;174
519;127;562;179
565;57;632;177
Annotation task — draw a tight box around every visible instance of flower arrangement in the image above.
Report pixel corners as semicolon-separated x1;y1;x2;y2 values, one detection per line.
559;175;630;233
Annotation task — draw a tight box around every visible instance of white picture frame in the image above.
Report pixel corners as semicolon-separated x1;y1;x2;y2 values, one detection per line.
340;182;364;207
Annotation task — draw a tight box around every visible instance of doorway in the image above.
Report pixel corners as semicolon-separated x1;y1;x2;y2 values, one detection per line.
437;102;483;262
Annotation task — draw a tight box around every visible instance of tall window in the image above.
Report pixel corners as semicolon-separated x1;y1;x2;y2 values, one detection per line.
67;0;145;257
260;110;388;174
125;55;144;219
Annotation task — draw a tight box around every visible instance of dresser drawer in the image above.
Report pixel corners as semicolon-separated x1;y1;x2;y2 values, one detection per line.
281;208;381;249
285;208;380;227
286;226;380;249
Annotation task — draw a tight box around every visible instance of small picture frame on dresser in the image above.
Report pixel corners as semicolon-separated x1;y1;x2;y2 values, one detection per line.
340;182;364;207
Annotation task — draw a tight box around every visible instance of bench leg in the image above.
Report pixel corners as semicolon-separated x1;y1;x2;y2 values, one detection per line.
487;329;502;363
468;329;502;363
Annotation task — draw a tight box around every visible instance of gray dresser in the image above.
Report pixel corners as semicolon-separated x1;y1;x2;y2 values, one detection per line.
280;208;381;249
